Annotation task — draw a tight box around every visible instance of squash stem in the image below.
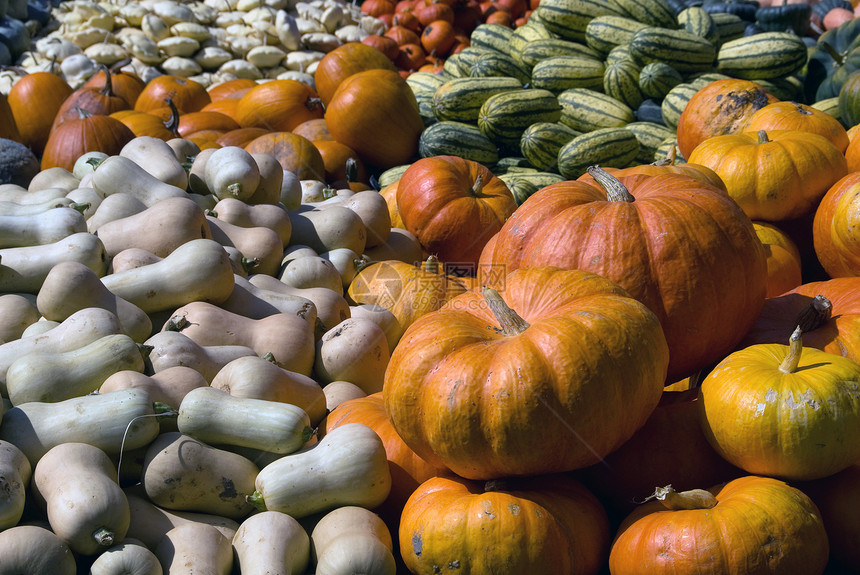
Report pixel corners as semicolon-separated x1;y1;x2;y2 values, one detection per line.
246;491;267;511
423;255;440;274
471;173;484;196
757;130;770;144
586;166;635;202
98;64;113;97
779;325;803;374
643;485;717;510
92;527;115;547
483;287;529;336
797;295;832;333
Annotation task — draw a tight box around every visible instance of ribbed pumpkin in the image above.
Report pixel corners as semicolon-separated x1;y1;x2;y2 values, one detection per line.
7;71;73;156
313;140;367;186
384;266;669;480
813;171;860;278
608;476;830;575
199;99;241;123
291;118;334;142
324;69;424;169
244;132;325;181
400;474;611;575
41;109;135;171
111;108;178;141
687;129;848;222
396;155;517;266
82;66;146;109
754;221;804;297
235;79;324;132
134;75;210;114
207;78;257;102
675;78;778;160
740;277;860;364
51;69;132;133
699;326;860;480
479;167;767;381
314;42;399;106
215;127;269;149
743;100;850;152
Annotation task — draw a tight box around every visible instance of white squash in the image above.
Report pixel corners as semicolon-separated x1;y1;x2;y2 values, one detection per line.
0;525;76;574
0;232;108;294
314;317;389;394
232;511;310;575
88;538;163;575
0;207;86;248
154;523;233;575
144;330;257;383
311;506;396;575
0;440;31;531
204;146;261;202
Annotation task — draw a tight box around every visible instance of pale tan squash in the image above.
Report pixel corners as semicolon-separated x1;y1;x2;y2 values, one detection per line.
88;538;163;575
205;215;283;277
120;136;189;190
0;525;76;574
91;155;187;207
211;197;291;245
218;274;318;325
154;523;233;575
248;273;351;335
232;511;310;575
0;232;108;294
311;506;396;575
314;317;389;394
99;366;208;412
247;153;285;206
363;227;424;264
0;207;86;248
288;205;367;254
144;330;257;383
0;294;40;344
0;440;31;531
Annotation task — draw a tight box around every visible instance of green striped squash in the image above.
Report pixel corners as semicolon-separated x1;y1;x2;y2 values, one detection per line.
470;23;516;56
603;59;644;110
628;26;717;73
811;96;841;122
687;72;731;87
605;43;636;66
677;7;719;46
519;39;603;69
519;121;581;171
407;72;448;126
624;121;675;164
442;53;470;78
510;21;555;63
492;156;536;174
534;0;628;42
478;89;563;148
558;88;635;132
613;0;677;28
377;164;411;188
455;46;499;72
709;12;746;45
432;77;523;123
660;81;701;130
654;136;683;163
531;55;606;93
638;62;682;99
468;52;531;85
418;121;500;165
716;32;808;80
557;127;640;179
585;15;649;55
498;171;566;205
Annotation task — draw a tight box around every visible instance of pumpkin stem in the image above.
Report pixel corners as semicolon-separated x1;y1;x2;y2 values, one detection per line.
98;64;114;97
471;173;485;196
423;255;440;274
642;485;718;510
652;146;676;167
92;527;116;547
345;157;360;183
586;166;635;202
757;130;770;144
483;287;529;336
307;96;323;112
797;295;832;333
164;97;180;135
75;106;92;119
779;325;803;374
794;102;811;116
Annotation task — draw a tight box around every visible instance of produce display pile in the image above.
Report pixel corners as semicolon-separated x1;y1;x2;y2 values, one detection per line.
2;0;860;571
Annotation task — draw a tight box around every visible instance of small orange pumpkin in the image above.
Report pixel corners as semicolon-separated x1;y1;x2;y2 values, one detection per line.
744;101;850;153
235;79;324;133
41;108;136;171
813;171;860;278
7;72;74;155
134;75;211;114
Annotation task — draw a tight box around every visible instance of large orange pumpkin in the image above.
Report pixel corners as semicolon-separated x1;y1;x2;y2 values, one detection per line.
314;42;398;106
7;72;73;156
324;68;424;169
383;266;669;480
813;171;860;278
400;474;611;575
41;109;136;171
244;132;325;181
479;167;768;381
134;75;210;114
235;79;324;133
608;476;830;574
396;155;517;266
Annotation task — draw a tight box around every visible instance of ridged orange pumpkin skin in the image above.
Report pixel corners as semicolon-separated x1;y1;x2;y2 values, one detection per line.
324;69;424;170
609;476;830;575
41;113;136;171
479;171;767;381
7;72;73;155
753;221;803;298
134;75;210;114
244;132;325;181
813;172;860;278
384;266;669;480
314;42;398;106
743;101;850;153
400;474;610;575
397;156;517;266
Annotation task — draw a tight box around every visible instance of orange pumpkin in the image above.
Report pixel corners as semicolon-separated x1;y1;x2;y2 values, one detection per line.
177;111;240;138
361;34;401;61
313;139;368;185
235;80;324;133
313;42;399;106
420;20;456;55
82;66;146;109
687;129;848;222
199;99;241;123
0;93;20;142
813;171;860;278
325;69;424;169
244;131;325;181
754;221;804;297
379;180;404;228
134;75;211;114
384;266;669;479
608;477;829;574
207;78;258;101
675;78;778;160
396;155;516;265
479;167;768;381
52;69;132;133
41;109;136;171
215;127;269;149
7;72;74;155
399;474;611;575
111;108;178;141
743;100;850;153
291;118;334;142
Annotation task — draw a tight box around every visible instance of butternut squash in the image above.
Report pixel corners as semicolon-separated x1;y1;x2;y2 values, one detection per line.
187;147;217;196
144;330;257;383
205;215;283;277
248;273;351;335
248;422;391;518
232;511;310;575
218;274;317;324
0;440;31;531
33;442;129;555
340;190;391;248
6;333;149;406
349;303;402;352
280;254;343;292
0;197;77;216
0;207;86;248
0;525;76;574
311;506;396;575
211;197;291;245
0;293;39;344
209;355;326;425
281;169;302;210
288;205;366;254
205;146;260;202
109;247;162;273
100;238;235;314
178;386;313;454
247;153;284;206
141;431;258;519
0;388;161;466
0;232;107;294
36;260;152;343
154;523;233;575
91;155;187;206
322;381;367;413
166;138;201;165
321;248;367;290
364;227;424;264
120;136;189;190
65;186;105;219
314;317;389;394
95;196;212;259
88;538;163;575
86;192;148;233
100;366;208;412
28;166;81;193
164;301;315;376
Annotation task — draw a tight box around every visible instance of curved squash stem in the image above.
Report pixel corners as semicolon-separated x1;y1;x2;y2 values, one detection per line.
586;166;635;202
779;325;803;374
163;97;180;136
98;64;113;97
652;146;676;167
642;485;718;510
797;294;832;333
471;174;484;196
757;130;770;144
483;287;529;336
